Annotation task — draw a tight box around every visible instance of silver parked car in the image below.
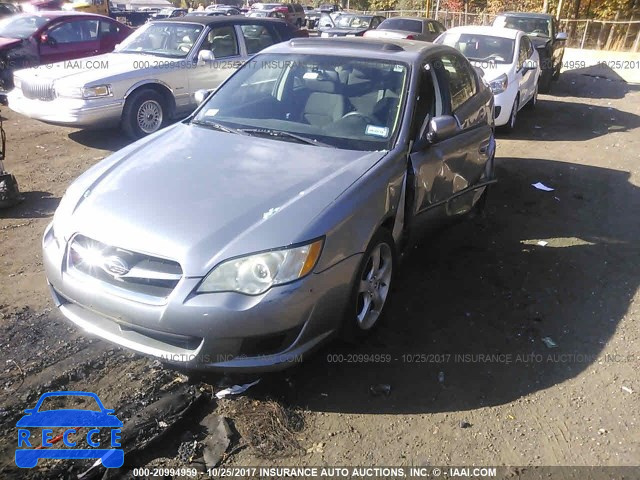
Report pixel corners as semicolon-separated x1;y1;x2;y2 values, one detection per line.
364;17;446;41
43;38;496;372
8;16;303;138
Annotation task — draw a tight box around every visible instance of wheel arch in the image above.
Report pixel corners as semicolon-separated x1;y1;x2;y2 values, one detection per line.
123;81;176;118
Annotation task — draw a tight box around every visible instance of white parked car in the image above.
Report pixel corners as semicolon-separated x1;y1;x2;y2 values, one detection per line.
435;25;540;131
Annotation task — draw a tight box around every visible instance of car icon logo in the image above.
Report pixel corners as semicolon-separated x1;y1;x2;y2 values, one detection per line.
15;391;124;469
103;256;130;277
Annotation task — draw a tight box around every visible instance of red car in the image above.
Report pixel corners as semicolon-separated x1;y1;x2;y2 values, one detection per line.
0;12;132;93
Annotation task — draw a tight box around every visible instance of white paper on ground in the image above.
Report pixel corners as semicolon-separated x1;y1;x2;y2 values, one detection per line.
532;182;554;192
215;379;261;399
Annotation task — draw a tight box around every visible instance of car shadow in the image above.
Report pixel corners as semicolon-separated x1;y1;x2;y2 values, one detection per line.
249;156;639;414
68;128;132;152
551;66;640;100
0;191;59;219
500;95;640;141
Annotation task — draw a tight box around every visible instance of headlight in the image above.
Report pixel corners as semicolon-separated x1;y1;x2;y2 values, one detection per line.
54;84;111;99
197;239;324;295
82;85;112;98
489;74;508;94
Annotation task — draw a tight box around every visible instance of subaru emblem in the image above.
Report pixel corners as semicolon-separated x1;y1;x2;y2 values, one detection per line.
103;256;130;277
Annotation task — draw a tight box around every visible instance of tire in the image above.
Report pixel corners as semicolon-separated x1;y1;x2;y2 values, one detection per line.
501;95;518;133
341;229;396;340
121;88;168;140
525;82;538;110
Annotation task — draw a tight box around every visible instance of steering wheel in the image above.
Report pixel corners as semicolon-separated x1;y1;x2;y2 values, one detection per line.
177;43;192;52
531;29;546;35
341;111;375;123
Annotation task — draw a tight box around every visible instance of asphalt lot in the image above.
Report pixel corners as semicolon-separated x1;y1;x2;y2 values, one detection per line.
0;68;639;478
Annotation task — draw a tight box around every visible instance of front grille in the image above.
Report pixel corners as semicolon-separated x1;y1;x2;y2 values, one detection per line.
66;234;183;300
21;79;55;101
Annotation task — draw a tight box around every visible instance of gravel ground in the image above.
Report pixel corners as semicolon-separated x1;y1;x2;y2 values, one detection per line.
0;70;639;478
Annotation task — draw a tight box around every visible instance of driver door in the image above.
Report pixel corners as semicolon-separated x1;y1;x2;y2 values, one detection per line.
187;24;245;110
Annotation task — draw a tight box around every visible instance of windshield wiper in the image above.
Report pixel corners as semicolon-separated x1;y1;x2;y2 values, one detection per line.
191;119;247;135
240;128;334;148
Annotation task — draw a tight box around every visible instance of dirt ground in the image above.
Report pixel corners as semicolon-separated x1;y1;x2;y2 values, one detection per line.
0;69;639;479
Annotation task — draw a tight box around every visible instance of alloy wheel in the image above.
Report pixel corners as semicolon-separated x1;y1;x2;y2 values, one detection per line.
137;100;163;134
356;242;393;330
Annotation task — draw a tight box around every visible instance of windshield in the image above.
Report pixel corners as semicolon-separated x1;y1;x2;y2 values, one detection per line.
438;33;515;64
0;14;50;39
495;15;551;37
379;18;422;33
335;15;371;28
192;54;409;151
116;22;203;58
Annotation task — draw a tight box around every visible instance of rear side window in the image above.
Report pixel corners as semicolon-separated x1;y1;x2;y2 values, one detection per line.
438;53;477;111
99;20;120;36
241;24;277;55
207;25;239;58
379;18;422;33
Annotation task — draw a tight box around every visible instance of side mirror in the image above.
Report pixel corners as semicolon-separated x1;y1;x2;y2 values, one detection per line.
40;33;55;46
198;49;215;64
426;115;458;143
194;89;212;105
473;65;485;78
522;59;538;71
555;32;568;41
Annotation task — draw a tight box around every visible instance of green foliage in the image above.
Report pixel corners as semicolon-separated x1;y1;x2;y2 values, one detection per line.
368;0;397;11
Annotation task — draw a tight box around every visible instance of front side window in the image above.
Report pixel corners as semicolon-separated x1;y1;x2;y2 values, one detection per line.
192;54;409;151
48;19;99;44
438;54;476;111
116;22;203;57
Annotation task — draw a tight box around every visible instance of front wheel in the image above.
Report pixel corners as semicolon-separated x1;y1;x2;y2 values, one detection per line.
121;89;167;139
501;96;518;133
342;229;396;339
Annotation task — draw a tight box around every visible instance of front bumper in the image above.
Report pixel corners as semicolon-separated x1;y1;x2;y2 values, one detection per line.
43;224;361;372
7;89;123;128
492;82;518;127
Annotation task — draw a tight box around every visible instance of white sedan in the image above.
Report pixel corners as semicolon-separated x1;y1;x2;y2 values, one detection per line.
435;25;540;131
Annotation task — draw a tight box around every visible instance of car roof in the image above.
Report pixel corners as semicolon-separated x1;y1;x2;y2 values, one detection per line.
264;37;455;62
443;25;522;39
498;11;554;19
160;16;289;26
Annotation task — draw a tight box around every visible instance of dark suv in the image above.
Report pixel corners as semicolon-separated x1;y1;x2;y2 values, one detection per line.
494;12;567;92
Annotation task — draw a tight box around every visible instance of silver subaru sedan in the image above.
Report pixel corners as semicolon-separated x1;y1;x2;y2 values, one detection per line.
43;38;496;372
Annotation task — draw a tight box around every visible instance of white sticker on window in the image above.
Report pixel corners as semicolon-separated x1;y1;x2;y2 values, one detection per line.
303;72;319;80
365;125;389;137
204;109;219;116
393;64;404;72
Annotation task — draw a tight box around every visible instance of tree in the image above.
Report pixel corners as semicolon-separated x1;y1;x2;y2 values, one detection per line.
369;0;396;10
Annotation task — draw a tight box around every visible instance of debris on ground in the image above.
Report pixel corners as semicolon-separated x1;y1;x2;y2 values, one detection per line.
200;413;231;469
438;371;445;384
225;397;304;458
621;386;634;394
459;420;472;429
369;384;391;396
215;379;261;399
541;337;558;349
537;240;549;246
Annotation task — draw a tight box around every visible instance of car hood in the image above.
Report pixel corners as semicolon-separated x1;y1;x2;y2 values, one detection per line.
14;52;178;86
56;122;387;276
0;37;22;50
472;61;513;83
